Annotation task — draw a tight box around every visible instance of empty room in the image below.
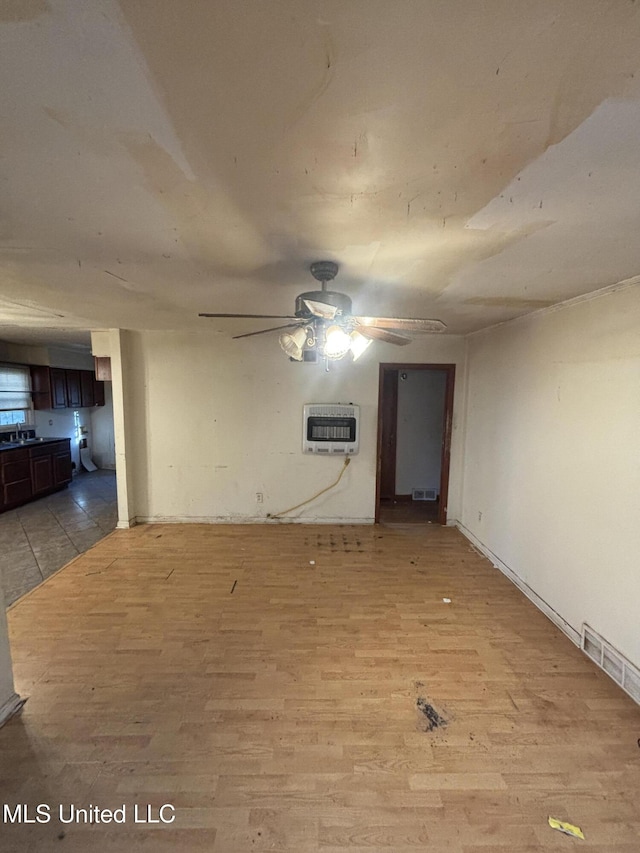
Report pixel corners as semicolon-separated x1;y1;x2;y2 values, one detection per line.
0;2;639;851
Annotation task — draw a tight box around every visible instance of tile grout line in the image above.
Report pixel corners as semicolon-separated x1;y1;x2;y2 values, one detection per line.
49;498;100;537
16;508;47;582
19;504;80;577
1;472;117;604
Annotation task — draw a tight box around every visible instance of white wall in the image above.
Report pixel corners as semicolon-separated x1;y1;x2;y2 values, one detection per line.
396;369;447;495
44;347;94;371
461;283;640;668
34;406;95;471
90;382;115;468
0;342;93;371
119;330;466;523
91;329;137;526
0;342;49;365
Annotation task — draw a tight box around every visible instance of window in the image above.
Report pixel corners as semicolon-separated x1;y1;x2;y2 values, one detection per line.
0;364;32;427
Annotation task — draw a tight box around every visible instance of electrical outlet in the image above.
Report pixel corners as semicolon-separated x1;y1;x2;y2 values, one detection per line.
256;492;263;503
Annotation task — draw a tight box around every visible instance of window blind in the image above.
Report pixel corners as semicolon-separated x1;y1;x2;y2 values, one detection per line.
0;365;31;410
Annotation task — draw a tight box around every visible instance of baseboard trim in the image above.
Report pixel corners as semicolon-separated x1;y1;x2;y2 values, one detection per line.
135;515;375;525
456;522;581;647
116;519;136;529
0;693;26;729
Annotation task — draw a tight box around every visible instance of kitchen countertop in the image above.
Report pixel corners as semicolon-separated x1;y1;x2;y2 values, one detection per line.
0;437;70;450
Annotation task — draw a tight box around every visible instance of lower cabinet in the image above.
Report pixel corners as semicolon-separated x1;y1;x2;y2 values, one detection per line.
1;449;32;508
4;479;32;506
31;455;54;495
53;449;73;485
0;439;73;512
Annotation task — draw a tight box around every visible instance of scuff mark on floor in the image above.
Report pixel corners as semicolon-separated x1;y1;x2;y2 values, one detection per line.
416;697;447;731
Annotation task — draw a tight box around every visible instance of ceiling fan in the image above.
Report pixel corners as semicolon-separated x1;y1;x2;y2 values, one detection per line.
199;261;446;363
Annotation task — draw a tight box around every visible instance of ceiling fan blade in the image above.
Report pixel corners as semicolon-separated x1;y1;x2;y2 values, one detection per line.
354;316;446;333
232;322;307;340
302;299;338;320
355;325;412;346
199;312;298;319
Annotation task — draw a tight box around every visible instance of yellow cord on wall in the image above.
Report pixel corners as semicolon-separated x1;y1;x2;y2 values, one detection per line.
268;456;351;519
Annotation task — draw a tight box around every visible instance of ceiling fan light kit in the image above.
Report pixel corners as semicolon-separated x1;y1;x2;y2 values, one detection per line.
199;261;446;366
323;325;352;359
278;326;309;361
349;330;373;361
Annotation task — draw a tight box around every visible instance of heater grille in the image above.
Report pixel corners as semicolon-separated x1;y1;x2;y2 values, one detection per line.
412;488;437;501
582;624;640;705
303;404;359;455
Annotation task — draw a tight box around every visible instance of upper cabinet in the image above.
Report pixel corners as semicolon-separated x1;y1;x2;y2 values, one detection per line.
94;357;112;381
94;377;105;407
80;370;95;407
30;366;105;410
50;368;68;408
65;370;82;408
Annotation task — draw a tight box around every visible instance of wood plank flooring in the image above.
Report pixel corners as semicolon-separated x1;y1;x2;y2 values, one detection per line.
1;523;639;852
378;499;439;524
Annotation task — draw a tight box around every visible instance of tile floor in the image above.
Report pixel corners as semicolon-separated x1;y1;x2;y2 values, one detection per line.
0;470;117;606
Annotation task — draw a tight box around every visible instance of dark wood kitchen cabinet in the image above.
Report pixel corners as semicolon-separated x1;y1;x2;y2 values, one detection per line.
53;444;73;485
94;378;105;407
51;368;69;408
30;366;105;409
30;365;53;409
31;365;67;409
80;370;95;407
1;448;32;508
65;370;82;408
0;439;72;512
31;454;53;495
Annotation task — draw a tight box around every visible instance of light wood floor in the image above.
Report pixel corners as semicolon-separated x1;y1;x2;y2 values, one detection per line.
2;523;639;852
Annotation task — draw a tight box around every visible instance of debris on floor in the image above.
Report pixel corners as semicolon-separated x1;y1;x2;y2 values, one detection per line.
416;697;447;731
548;816;585;840
442;597;452;603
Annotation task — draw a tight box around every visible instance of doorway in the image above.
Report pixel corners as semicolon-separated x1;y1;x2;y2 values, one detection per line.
375;363;455;525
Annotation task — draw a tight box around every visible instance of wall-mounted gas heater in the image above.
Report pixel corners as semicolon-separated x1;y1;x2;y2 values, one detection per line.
303;404;360;455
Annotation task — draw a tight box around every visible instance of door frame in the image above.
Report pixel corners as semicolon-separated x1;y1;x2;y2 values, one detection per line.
378;368;399;503
375;363;456;525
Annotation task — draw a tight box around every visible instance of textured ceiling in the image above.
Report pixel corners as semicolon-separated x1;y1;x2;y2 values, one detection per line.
2;0;640;347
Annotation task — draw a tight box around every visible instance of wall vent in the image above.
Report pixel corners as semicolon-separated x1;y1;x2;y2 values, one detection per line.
581;624;640;705
412;488;437;501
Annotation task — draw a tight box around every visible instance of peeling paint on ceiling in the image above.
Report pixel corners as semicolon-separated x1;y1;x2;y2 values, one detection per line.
2;0;640;344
